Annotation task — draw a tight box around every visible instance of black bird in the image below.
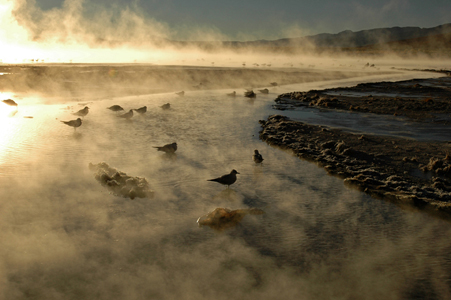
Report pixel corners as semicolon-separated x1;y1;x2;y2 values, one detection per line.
73;106;89;117
259;88;269;94
253;150;264;164
2;99;18;106
61;118;82;131
207;170;239;188
244;90;256;98
153;142;177;153
107;105;124;112
161;103;171;110
117;109;133;119
134;106;147;114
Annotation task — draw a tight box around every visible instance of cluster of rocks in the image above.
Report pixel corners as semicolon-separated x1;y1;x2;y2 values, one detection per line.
275;77;451;124
89;162;154;200
259;115;451;214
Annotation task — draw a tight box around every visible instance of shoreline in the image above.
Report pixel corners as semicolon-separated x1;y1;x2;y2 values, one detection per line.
260;76;451;217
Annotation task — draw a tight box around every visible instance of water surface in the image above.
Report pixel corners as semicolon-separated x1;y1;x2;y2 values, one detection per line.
1;67;450;300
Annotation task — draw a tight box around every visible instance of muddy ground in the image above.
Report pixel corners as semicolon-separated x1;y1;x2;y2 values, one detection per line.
260;75;451;217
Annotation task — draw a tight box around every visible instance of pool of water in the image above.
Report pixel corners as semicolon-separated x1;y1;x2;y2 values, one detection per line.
1;68;450;299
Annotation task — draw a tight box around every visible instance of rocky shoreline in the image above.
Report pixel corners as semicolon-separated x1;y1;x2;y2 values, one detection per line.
274;76;451;124
260;76;451;216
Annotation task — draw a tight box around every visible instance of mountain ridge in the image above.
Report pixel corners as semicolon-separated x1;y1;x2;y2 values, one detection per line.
176;23;451;57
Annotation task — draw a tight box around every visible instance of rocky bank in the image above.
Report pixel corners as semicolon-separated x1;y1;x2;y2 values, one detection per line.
260;76;451;216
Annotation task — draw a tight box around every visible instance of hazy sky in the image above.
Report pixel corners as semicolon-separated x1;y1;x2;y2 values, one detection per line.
33;0;451;40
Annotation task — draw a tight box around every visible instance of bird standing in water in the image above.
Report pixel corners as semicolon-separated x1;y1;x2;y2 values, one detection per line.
153;142;177;153
61;118;82;131
207;170;239;188
134;106;147;114
118;109;134;119
161;103;171;110
73;106;89;117
107;105;124;113
253;150;264;164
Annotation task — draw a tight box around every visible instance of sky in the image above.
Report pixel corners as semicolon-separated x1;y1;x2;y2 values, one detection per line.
1;0;450;63
31;0;451;40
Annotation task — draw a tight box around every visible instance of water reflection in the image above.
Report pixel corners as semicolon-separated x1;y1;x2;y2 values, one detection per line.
281;106;451;141
212;188;239;202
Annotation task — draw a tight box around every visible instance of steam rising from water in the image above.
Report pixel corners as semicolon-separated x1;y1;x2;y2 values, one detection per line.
2;2;451;298
2;0;449;66
1;68;451;299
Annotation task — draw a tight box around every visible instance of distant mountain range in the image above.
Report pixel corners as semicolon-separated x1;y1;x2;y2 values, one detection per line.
178;23;451;57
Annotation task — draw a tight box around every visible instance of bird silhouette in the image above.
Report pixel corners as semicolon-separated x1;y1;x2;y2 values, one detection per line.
134;106;147;114
244;90;256;98
2;99;18;106
107;105;124;112
117;109;133;119
153;142;177;153
176;91;185;96
207;170;239;188
253;150;264;164
227;91;236;97
61;118;82;131
259;88;269;94
73;106;89;117
161;103;171;110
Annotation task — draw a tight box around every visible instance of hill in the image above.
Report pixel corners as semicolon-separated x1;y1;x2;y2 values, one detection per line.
178;23;451;57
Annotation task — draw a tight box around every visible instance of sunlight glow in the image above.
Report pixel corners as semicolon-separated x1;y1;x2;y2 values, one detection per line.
0;101;19;162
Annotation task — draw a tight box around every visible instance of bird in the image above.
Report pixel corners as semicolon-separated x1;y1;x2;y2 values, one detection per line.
153;142;177;153
134;106;147;114
270;82;278;86
176;91;185;96
227;91;236;97
161;103;171;110
244;90;256;98
259;88;269;94
253;150;264;164
61;118;82;131
117;109;133;119
107;105;124;112
2;99;18;106
73;106;89;117
207;169;239;188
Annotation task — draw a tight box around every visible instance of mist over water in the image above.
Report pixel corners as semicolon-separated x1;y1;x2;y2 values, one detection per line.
1;66;451;300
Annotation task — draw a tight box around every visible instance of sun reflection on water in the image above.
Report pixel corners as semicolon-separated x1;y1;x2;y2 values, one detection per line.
0;101;19;163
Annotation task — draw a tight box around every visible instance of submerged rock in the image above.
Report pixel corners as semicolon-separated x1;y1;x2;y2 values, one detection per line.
89;162;154;199
197;207;265;231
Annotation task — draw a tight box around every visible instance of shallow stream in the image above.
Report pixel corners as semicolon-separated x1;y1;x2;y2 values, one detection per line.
1;68;450;299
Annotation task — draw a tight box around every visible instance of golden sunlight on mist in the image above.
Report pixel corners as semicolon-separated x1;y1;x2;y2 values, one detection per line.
0;101;18;161
0;0;162;63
